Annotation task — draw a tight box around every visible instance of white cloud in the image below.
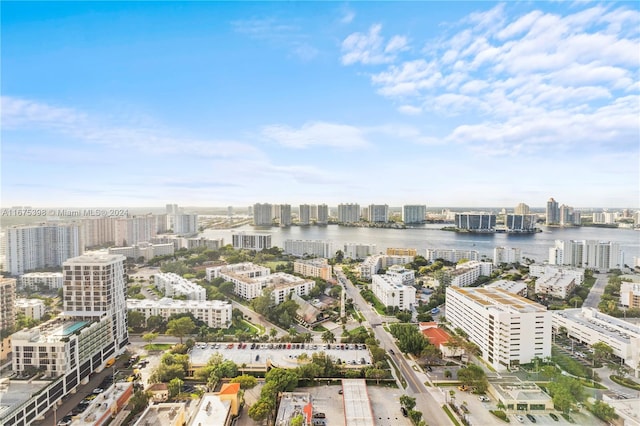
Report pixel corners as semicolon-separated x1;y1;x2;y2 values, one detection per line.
231;17;318;60
341;24;409;65
262;121;370;149
340;8;356;24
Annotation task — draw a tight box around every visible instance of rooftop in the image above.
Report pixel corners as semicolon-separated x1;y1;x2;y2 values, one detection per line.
188;394;231;426
275;392;312;426
0;379;53;422
342;379;375;426
553;308;640;343
71;382;133;426
11;318;90;343
491;379;552;403
134;402;186;426
451;286;546;313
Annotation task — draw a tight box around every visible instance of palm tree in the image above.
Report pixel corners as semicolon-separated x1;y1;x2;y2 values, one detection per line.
321;330;336;344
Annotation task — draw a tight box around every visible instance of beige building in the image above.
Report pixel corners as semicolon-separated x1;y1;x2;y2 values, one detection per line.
15;298;46;320
20;272;64;290
294;258;333;280
621;282;640;309
134;402;187;426
0;278;16;361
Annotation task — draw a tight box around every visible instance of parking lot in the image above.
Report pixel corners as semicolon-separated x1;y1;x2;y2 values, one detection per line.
189;342;372;369
366;386;412;426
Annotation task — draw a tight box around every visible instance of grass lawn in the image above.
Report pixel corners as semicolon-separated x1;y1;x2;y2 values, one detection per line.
144;343;173;351
261;261;289;271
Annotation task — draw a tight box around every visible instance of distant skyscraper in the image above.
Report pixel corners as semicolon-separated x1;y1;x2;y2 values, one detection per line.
316;204;329;225
5;223;83;275
514;203;530;215
63;253;129;350
166;204;180;215
0;278;16;333
549;240;622;271
280;204;292;226
546;198;560;225
367;204;389;223
253;203;273;226
338;203;360;224
455;213;496;231
505;214;537;231
403;205;426;224
299;204;311;225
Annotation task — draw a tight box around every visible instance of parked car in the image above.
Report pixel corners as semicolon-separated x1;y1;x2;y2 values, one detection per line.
478;395;489;402
515;415;525;423
401;407;408;417
458;385;469;392
526;414;536;423
549;413;559;421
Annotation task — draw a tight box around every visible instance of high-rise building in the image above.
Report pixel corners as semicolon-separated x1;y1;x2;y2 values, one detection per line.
504;214;537;232
62;253;129;350
316;204;329;225
253;203;273;226
5;223;83;275
549;240;622;271
546;197;560;225
283;240;336;258
0;278;16;334
493;247;522;265
279;204;292;226
231;232;272;250
455;213;496;231
338;203;360;224
80;217;116;248
114;215;160;246
446;286;551;371
402;205;426;224
514;203;530;215
299;204;311;225
367;204;389;223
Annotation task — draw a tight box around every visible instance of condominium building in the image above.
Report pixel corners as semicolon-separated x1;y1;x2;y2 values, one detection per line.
529;264;584;287
359;255;414;280
231;232;272;250
449;261;494;287
0;278;16;333
279;204;292;226
127;298;232;328
621;282;640;308
366;204;389;223
154;273;206;301
15;298;46;320
426;249;479;263
559;205;581;226
445;286;551;371
253;203;273;226
535;274;577;300
20;272;64;290
514;203;530;215
108;242;175;261
546;197;560;225
371;268;416;310
455;213;496;231
316;204;329;225
402;205;426;224
548;240;622;271
299;204;311;225
169;213;198;235
5;223;83;275
493;247;522;265
592;212;618;224
387;248;417;256
552;308;640;378
269;273;315;304
343;243;376;260
486;280;528;297
504;214;537;232
294;258;333;280
283;239;336;258
80;217;116;248
338;203;361;224
62;253;129;351
184;237;223;250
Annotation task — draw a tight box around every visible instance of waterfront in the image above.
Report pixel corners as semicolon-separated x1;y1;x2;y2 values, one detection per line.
202;224;640;265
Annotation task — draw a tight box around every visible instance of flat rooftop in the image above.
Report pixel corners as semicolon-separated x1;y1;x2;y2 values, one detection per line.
0;380;53;422
275;392;312;426
452;286;546;313
134;402;186;426
188;394;231;426
491;379;552;403
71;382;133;426
553;308;640;343
11;319;89;343
342;379;375;426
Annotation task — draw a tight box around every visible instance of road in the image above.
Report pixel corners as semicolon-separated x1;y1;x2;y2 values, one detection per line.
583;273;608;308
336;267;453;426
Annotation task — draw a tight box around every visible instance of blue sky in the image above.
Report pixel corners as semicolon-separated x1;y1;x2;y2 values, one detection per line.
1;1;638;208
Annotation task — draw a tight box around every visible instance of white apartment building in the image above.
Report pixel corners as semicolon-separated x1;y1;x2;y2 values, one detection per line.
592;212;618;224
206;263;271;300
114;215;159;246
299;204;311;225
154;273;206;301
529;264;585;284
15;298;46;320
402;205;426;224
20;272;64;290
279;204;292;226
268;273;315;304
5;223;83;275
446;286;552;371
620;282;640;309
253;203;273;226
371;271;416;310
359;255;415;280
343;243;376;260
455;213;496;231
293;258;333;280
493;247;522;265
448;261;494;287
426;249;479;263
316;204;329;225
386;265;416;286
169;213;198;235
486;280;528;297
552;308;640;378
549;240;622;271
127;298;232;328
80;217;116;248
231;232;272;250
367;204;389;223
151;235;224;250
283;239;336;258
62;253;129;351
514;203;530;215
108;241;175;261
535;274;577;300
338;203;361;224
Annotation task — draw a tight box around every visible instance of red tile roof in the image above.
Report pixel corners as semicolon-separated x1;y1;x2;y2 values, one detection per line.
220;382;240;395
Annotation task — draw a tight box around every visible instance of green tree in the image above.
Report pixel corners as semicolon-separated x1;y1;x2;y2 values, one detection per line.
408;410;423;425
264;368;299;392
296;363;322;383
592;341;614;365
248;398;275;422
322;330;336;344
365;367;388;385
127;311;146;331
400;395;416;411
457;364;488;393
146;315;166;332
150;363;185;383
290;414;304;426
128;390;151;413
230;374;258;389
168;377;183;397
167;317;195;344
142;332;158;345
589;401;618;422
569;296;582;308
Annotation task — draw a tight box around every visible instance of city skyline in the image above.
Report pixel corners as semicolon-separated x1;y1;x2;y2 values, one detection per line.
2;2;639;208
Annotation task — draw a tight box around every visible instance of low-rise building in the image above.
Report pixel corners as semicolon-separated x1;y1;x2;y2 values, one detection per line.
343;243;376;260
231;232;272;250
386;248;417;256
275;392;313;426
426;249;479;263
19;272;63;290
70;382;133;426
359;255;414;280
486;280;528;297
446;286;551;371
371;268;416;310
419;322;456;357
284;240;336;258
552;308;640;378
15;298;46;320
268;273;315;305
534;274;577;300
493;247;522;265
127;298;232;329
529;264;584;284
449;261;494;287
154;272;206;301
188;392;233;426
147;383;169;402
133;402;187;426
488;379;553;412
108;242;174;261
293;258;333;280
620;282;640;309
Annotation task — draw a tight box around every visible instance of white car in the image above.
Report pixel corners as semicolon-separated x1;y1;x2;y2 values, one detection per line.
515;415;525;423
478;396;490;402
